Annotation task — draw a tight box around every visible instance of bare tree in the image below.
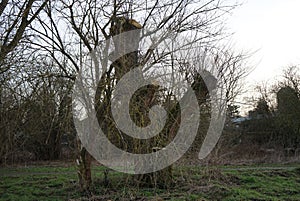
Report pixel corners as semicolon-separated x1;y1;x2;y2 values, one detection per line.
281;65;300;97
0;48;75;163
0;0;49;67
29;0;244;190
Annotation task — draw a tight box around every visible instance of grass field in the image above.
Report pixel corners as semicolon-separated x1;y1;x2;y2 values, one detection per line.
0;163;300;200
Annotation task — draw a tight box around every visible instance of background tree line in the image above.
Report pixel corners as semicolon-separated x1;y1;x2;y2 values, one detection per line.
223;66;300;161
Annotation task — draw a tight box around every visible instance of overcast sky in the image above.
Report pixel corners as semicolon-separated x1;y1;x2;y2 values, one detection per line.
228;0;300;84
222;0;300;113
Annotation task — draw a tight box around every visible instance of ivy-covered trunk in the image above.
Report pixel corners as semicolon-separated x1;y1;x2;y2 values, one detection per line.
77;15;215;190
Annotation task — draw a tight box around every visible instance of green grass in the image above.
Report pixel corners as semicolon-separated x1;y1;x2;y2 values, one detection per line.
0;176;75;200
0;164;300;200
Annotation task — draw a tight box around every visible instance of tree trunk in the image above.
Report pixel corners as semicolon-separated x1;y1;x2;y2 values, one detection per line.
76;145;92;191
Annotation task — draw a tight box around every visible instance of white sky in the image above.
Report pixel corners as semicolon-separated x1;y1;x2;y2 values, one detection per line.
227;0;300;84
